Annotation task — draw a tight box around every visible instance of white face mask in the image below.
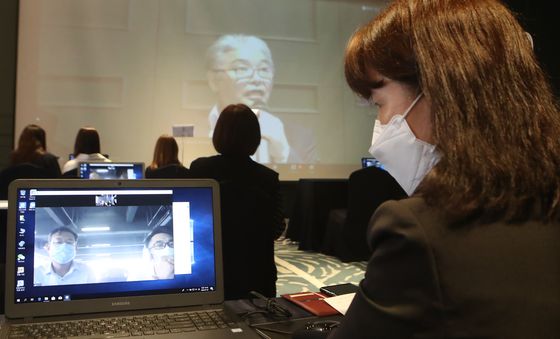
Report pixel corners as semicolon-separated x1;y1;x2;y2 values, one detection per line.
369;93;440;196
151;246;174;261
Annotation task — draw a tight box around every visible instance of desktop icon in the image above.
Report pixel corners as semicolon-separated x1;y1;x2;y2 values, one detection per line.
18;202;26;210
18;240;25;248
29;202;36;209
19;190;26;196
17;280;24;287
19;228;26;235
17;267;24;275
17;254;25;262
19;214;25;222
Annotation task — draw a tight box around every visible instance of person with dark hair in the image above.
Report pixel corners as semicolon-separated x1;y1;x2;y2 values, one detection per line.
145;135;190;178
62;127;110;174
190;104;284;299
144;226;174;280
34;226;95;286
10;124;61;177
326;0;560;338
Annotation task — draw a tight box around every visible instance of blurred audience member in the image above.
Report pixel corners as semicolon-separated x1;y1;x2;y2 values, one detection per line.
190;104;284;299
62;127;110;174
145;135;190;178
10;124;61;177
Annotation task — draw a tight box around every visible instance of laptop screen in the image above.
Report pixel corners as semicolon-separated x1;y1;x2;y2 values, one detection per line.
361;157;385;170
78;162;144;180
5;179;222;318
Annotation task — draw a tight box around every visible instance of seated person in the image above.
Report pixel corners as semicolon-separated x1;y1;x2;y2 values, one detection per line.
62;127;110;174
10;124;61;177
329;0;560;338
34;226;95;286
190;104;284;299
145;135;190;178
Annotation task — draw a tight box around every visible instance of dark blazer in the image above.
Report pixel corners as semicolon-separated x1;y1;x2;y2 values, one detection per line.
329;197;560;339
31;152;61;177
190;155;284;299
145;164;190;178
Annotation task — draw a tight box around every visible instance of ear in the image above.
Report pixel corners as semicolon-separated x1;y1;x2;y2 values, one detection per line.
207;71;219;93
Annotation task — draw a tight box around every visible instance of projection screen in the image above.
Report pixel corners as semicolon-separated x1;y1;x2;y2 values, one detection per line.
15;0;388;180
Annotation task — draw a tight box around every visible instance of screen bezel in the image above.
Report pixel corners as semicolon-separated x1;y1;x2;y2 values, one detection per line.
4;178;223;319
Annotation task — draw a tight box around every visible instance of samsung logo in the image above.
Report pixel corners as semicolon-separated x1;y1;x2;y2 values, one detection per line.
111;301;130;306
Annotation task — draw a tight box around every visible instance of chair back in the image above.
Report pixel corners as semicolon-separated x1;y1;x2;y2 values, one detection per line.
341;167;407;260
0;163;56;199
218;180;277;300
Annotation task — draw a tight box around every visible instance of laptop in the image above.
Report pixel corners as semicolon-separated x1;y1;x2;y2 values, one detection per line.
361;157;385;170
78;162;145;180
1;179;259;338
69;154;109;161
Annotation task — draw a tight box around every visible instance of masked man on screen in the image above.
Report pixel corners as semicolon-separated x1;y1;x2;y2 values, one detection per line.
206;34;291;164
144;226;175;280
34;226;95;286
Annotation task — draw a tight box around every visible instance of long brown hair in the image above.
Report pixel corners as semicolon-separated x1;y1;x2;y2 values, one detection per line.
73;127;101;156
10;124;47;165
150;135;180;169
345;0;560;222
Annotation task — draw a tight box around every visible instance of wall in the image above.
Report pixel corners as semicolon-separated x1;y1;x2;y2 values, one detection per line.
0;0;18;169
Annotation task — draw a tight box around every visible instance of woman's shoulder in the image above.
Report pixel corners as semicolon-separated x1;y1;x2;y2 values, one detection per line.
376;196;439;219
369;196;445;240
190;155;221;167
250;161;279;180
41;152;59;161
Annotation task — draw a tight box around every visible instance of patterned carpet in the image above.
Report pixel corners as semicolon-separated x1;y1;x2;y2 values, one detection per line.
274;238;366;296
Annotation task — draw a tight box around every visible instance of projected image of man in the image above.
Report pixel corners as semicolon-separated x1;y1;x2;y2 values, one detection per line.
206;35;289;164
144;226;175;280
34;226;95;286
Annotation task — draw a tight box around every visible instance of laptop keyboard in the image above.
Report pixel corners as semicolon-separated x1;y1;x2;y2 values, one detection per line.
8;309;237;338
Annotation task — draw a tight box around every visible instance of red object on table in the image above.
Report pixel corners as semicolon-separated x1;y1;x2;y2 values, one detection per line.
281;292;339;316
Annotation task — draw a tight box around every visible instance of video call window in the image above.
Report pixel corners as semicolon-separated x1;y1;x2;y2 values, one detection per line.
31;191;193;287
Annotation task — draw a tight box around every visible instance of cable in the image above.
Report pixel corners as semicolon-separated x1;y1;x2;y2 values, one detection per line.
249;291;292;318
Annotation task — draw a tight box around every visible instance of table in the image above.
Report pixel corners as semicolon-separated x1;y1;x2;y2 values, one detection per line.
286;179;348;251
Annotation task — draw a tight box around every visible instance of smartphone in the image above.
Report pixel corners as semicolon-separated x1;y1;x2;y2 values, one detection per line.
319;283;359;297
